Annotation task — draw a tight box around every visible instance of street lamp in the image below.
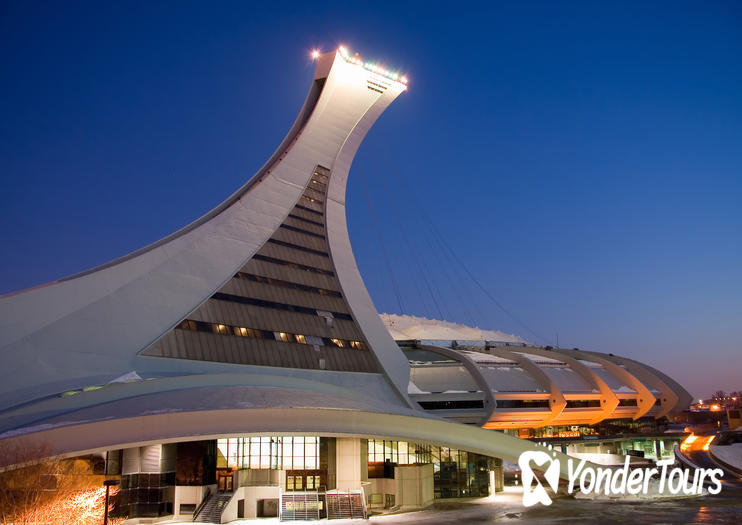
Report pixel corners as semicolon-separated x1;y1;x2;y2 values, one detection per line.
103;479;120;525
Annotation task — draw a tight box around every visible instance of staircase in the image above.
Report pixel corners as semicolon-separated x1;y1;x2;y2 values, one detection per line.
194;491;232;524
279;490;322;521
326;490;367;520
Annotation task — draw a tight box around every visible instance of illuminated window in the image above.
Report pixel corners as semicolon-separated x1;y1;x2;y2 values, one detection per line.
275;332;293;342
330;339;345;348
350;341;366;350
367;440;431;465
301;195;321;204
295;334;307;344
213;324;229;335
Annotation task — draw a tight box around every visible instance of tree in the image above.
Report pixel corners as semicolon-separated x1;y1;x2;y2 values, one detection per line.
0;441;121;525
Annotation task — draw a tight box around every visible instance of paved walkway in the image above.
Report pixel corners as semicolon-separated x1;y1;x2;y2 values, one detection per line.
170;485;742;525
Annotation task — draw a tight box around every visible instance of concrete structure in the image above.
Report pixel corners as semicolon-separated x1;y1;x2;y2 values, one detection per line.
401;338;692;429
0;47;692;521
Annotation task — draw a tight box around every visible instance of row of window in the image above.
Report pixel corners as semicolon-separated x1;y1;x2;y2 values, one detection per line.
234;272;342;297
496;399;551;409
367;440;432;466
288;212;324;228
267;238;329;258
311;168;329;184
294;203;323;217
492;399;602;409
301;194;323;207
280;223;325;240
217;437;319;470
418;400;485;410
416;398;642;410
252;254;334;277
177;319;367;350
211;291;352;321
565;400;602;408
309;177;327;190
302;185;325;201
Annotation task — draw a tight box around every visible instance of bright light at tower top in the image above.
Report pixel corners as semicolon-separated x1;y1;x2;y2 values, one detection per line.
311;49;320;60
337;45;408;85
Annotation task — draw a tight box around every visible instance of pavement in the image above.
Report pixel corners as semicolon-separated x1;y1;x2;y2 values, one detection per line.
157;484;742;525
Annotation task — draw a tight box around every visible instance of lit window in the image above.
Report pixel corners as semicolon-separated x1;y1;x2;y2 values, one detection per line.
214;324;229;335
276;332;292;342
330;338;345;348
350;341;365;350
295;334;307;344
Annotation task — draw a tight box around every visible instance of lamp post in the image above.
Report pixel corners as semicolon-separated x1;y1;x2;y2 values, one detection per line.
103;479;120;525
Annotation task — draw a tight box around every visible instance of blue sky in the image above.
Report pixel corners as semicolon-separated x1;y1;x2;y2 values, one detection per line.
1;2;740;399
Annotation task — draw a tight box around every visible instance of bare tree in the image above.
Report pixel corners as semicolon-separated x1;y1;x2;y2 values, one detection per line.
0;441;121;525
712;390;726;401
0;441;57;523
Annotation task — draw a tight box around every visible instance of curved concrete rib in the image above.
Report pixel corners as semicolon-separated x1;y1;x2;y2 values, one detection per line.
419;345;495;426
515;347;619;424
558;349;656;420
589;352;686;417
488;348;567;427
0;50;412;410
0;407;578;481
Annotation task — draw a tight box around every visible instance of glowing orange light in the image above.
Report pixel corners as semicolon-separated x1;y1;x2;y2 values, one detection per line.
19;486;122;525
702;435;716;451
711;404;721;411
680;434;698;452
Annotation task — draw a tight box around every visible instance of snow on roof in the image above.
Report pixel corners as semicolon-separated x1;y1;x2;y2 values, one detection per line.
380;313;527;344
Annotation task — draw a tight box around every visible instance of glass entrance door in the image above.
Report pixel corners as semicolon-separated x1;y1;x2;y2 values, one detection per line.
286;469;323;491
217;468;234;492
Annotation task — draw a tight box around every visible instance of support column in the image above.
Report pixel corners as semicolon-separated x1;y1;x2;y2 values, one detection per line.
335;438;367;491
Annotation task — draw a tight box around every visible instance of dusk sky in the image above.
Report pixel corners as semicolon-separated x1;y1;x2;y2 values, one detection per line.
1;2;740;399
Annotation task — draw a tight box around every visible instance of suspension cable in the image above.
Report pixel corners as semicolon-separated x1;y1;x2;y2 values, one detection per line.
386;159;552;345
357;169;406;315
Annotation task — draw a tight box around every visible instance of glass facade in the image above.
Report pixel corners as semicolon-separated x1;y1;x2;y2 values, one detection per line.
367;440;493;498
217;436;319;470
367;440;432;465
432;446;492;498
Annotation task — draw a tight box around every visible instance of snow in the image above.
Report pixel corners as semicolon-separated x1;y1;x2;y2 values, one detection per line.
408;381;429;394
709;443;742;472
108;371;142;384
380;313;527;343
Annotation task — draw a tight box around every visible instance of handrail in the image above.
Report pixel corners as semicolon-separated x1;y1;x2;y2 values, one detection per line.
193;487;211;520
359;485;368;519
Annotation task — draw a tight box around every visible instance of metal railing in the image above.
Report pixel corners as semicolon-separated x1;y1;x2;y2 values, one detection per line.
193;487;211;520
